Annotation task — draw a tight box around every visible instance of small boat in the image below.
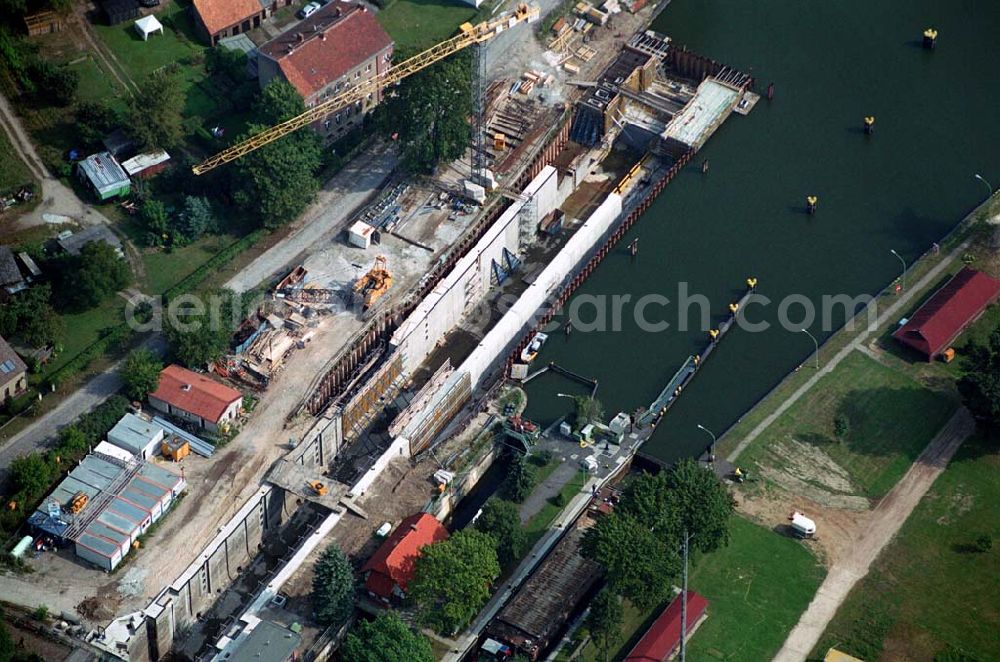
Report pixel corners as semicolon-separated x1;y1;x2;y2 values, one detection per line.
520;332;548;363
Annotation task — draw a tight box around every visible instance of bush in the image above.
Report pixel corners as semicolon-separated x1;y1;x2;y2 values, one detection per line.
972;533;992;553
529;449;553;467
834;413;850;440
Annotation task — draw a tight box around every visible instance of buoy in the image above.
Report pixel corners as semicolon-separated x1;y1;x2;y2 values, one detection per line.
728;302;739;314
923;28;937;50
701;159;709;174
565;322;572;336
806;196;818;215
863;116;875;135
630;238;639;257
767;82;775;100
746;276;758;290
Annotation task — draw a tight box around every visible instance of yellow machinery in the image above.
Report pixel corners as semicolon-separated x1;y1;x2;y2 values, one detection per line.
161;437;191;462
309;480;328;496
353;255;393;310
192;3;540;175
69;491;88;514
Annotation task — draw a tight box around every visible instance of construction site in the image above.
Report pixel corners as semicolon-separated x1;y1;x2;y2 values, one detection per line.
2;1;760;660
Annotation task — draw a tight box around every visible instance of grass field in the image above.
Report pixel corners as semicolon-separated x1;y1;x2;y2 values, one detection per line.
44;298;124;375
0;129;34;194
574;517;825;662
741;351;957;499
92;1;204;81
522;468;587;547
812;436;1000;661
65;55;123;106
376;0;477;52
141;235;238;295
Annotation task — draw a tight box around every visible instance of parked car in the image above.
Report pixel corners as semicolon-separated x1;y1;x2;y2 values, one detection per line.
297;1;321;19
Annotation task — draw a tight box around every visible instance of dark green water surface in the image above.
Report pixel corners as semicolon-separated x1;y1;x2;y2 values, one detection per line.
524;0;1000;463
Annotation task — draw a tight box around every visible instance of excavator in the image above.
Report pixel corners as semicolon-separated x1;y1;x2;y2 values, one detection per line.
353;255;393;310
192;3;540;175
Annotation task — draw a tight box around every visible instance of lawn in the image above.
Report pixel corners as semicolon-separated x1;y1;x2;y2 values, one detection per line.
812;436;1000;661
574;517;825;662
0;129;34;194
65;55;123;106
91;0;205;81
376;0;478;52
741;351;958;499
141;234;239;295
522;467;587;547
44;298;125;376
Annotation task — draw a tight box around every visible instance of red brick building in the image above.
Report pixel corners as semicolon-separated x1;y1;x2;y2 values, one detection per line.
362;512;448;603
256;3;393;137
892;266;1000;361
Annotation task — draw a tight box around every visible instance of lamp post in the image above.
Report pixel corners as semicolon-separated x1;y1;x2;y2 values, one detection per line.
696;424;717;462
890;248;907;292
974;173;993;196
800;328;819;369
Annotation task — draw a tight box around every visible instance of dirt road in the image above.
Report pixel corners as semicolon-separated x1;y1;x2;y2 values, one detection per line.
224;146;397;293
0;91;112;230
772;407;975;662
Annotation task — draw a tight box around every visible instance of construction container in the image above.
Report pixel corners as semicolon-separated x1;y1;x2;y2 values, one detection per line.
11;535;32;559
161;437;191;462
464;180;487;204
348;221;376;249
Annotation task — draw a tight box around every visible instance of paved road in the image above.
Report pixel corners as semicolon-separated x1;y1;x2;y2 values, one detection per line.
0;335;166;482
726;238;972;463
224;146;397;293
0;90;112;230
773;407;975;662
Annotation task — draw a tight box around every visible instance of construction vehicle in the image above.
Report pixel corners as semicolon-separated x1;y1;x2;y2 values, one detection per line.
309;480;328;496
192;3;540;174
68;491;88;514
353;255;393;310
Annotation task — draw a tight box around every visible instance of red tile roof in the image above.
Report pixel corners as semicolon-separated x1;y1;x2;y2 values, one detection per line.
258;3;393;100
362;513;448;599
626;592;708;662
150;365;242;424
193;0;261;37
892;267;1000;360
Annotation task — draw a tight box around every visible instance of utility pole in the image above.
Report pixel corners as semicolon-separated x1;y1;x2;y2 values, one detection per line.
471;42;487;183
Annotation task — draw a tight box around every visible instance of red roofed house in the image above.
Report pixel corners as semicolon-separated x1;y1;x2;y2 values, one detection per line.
192;0;286;46
257;3;393;138
362;512;448;604
892;266;1000;361
148;365;243;432
625;591;709;662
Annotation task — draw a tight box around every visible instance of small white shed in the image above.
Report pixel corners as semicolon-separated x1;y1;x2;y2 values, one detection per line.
134;15;164;41
108;413;165;459
348;221;375;249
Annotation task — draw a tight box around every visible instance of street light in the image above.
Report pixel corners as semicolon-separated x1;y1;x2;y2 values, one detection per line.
974;173;993;196
890;248;907;292
696;424;717;462
800;328;819;369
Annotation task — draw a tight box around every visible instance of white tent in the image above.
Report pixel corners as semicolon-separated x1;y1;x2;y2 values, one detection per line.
134;14;164;41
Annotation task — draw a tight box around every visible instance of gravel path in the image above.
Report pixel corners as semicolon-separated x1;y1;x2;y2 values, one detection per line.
772;407;975;662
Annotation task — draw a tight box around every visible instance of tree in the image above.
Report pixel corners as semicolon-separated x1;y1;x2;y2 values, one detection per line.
232;81;322;229
958;328;1000;434
121;348;162;401
582;513;678;609
27;58;77;105
341;613;434;662
206;47;247;82
474;498;526;569
128;68;184;150
311;544;355;627
574;395;604;431
176;195;216;242
55;240;131;310
76;100;121;147
9;453;53;498
375;50;472;173
140;199;170;246
661;458;735;554
408;529;500;635
834;413;850;441
586;589;623;662
502;452;537;503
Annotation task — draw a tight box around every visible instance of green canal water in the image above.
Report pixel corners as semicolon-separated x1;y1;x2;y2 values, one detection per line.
525;0;1000;464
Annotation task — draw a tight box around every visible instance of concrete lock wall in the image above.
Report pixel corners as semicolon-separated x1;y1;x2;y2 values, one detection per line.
463;192;624;387
143;485;287;659
390;166;560;376
294;411;344;469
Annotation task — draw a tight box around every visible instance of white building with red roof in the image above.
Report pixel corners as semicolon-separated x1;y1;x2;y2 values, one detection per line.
362;512;448;604
148;364;243;432
193;0;290;46
256;3;394;137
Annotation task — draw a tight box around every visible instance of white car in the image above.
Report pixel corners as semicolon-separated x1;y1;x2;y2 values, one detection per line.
297;2;321;19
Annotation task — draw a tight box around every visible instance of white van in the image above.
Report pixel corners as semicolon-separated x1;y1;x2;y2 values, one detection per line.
789;511;816;538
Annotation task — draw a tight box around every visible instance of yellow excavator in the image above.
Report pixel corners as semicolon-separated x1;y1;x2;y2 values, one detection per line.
353;255;393;310
192;3;540;175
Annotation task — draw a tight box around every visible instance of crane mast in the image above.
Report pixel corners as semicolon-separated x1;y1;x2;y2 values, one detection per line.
192;3;539;175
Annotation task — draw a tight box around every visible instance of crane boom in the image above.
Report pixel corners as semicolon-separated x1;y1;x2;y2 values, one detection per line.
192;3;539;175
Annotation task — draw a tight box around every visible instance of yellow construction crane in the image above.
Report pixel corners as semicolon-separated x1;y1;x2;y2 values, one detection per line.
192;3;540;175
